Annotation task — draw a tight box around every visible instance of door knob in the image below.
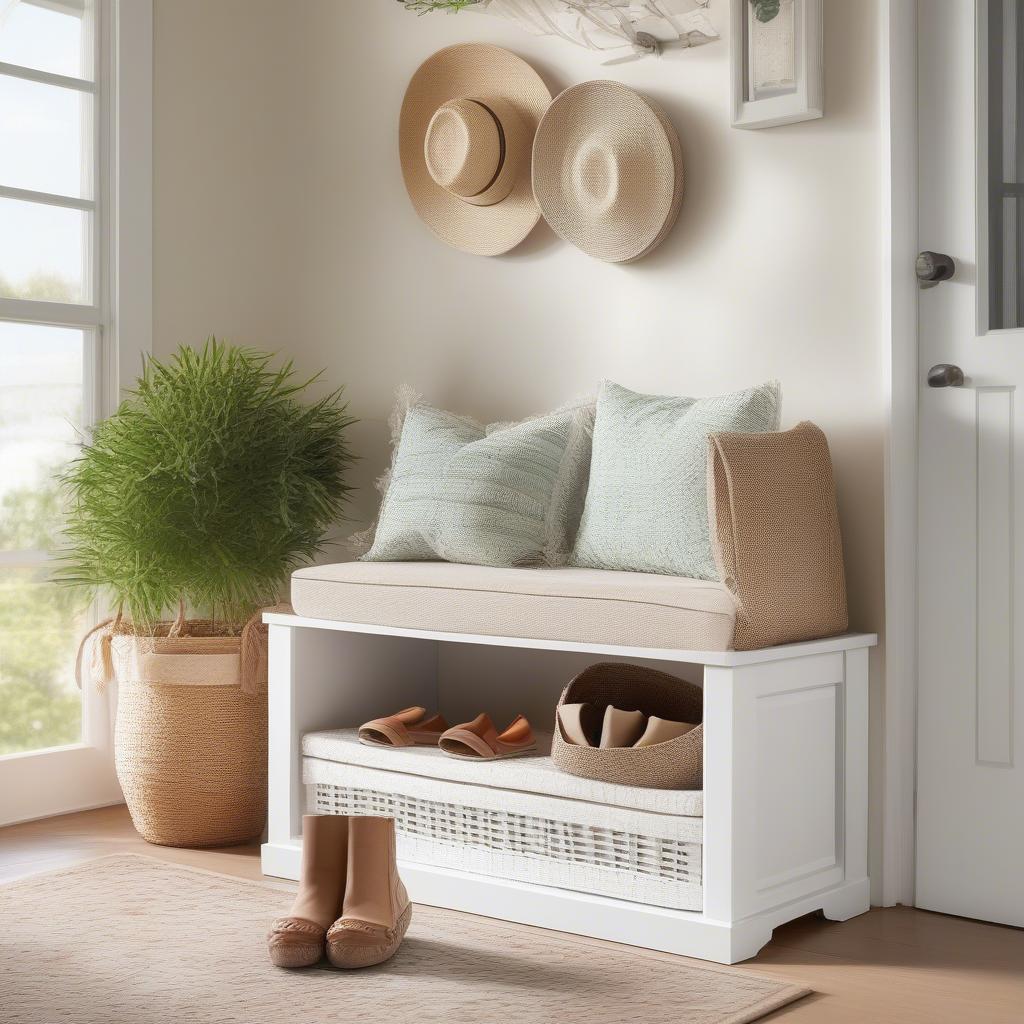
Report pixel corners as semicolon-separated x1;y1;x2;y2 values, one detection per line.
916;250;956;286
927;363;965;387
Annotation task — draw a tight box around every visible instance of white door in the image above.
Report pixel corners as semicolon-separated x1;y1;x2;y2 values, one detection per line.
917;0;1024;926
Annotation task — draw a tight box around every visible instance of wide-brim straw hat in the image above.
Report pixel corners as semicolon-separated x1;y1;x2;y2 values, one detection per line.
399;43;551;257
532;81;683;264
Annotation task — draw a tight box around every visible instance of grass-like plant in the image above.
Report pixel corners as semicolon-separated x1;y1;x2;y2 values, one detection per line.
57;339;356;633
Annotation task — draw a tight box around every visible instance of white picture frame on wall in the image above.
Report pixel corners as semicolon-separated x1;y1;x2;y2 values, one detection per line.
730;0;823;129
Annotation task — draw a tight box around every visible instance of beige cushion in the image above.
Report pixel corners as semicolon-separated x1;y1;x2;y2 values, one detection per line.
302;729;704;816
291;561;736;651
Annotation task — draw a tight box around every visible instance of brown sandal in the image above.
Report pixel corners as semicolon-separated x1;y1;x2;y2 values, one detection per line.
358;706;449;748
438;713;537;761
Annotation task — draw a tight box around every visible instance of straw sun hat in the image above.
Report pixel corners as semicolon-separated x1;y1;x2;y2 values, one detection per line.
532;80;684;263
399;43;552;256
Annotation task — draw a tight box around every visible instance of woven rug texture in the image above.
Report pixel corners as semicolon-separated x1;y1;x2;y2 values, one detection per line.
0;855;808;1024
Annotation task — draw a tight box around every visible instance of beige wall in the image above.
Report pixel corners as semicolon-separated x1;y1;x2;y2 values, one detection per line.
153;0;886;894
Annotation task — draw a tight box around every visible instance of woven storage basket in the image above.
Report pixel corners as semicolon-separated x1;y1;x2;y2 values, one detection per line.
305;756;704;911
551;662;703;790
108;621;268;848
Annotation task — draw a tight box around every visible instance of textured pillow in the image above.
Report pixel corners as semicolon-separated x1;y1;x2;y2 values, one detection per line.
363;399;594;568
571;379;781;579
707;421;847;650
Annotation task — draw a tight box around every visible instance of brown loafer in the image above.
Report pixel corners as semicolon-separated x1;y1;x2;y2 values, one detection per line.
326;903;413;970
267;917;328;968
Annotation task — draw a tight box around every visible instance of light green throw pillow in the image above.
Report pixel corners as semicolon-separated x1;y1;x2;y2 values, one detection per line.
571;380;781;580
363;400;594;568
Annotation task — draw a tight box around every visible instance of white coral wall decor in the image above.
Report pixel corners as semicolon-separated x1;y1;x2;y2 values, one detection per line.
398;1;720;62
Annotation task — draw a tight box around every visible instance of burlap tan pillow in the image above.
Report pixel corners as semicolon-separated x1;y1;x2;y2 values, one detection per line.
707;421;848;650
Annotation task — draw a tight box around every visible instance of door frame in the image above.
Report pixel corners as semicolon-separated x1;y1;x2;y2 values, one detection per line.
880;0;920;908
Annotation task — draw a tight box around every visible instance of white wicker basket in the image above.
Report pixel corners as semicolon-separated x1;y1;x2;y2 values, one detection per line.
303;737;703;912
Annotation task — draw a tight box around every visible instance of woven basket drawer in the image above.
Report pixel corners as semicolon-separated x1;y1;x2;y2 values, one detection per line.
303;756;703;912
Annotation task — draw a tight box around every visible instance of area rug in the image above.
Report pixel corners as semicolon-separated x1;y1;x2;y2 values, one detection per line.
0;855;808;1024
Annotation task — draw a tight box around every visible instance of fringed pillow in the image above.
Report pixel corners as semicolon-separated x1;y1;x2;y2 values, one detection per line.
356;391;594;568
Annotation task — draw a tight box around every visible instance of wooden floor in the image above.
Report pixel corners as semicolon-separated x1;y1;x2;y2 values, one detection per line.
1;806;1021;1023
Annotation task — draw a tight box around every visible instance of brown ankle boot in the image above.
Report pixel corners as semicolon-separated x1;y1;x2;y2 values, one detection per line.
267;815;348;967
326;816;411;969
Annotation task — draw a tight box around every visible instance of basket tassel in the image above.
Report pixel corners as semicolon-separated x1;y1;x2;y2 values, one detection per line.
239;603;293;694
74;608;123;691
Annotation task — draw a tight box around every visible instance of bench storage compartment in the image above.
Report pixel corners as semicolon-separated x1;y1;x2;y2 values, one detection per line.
302;730;703;911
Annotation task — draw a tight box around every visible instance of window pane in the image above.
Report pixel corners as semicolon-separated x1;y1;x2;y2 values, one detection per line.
0;1;90;81
0;323;83;551
0;74;90;198
0;567;84;754
0;326;85;755
985;0;1024;329
0;196;86;302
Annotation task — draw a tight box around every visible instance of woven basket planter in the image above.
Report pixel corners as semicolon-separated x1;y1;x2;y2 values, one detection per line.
551;662;703;790
107;620;268;848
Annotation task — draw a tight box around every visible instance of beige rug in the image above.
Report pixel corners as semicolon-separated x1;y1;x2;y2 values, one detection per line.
0;855;808;1024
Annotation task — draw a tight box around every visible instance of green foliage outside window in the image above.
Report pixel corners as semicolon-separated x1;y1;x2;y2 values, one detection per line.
0;271;81;304
0;477;82;755
1;265;84;754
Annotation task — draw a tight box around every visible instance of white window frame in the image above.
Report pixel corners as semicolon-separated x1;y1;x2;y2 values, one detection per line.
0;0;151;825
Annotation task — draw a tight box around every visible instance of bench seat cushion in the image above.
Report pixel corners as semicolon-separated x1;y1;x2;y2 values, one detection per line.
290;561;737;651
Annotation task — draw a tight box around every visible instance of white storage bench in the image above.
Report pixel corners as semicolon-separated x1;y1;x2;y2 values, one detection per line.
261;560;876;964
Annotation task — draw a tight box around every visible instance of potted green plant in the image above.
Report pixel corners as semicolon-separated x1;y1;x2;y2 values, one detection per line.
58;339;355;847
